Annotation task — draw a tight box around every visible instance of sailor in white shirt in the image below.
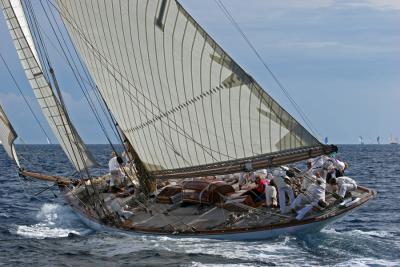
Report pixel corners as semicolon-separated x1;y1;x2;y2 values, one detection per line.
262;170;277;208
109;151;122;188
272;169;295;213
291;176;326;220
329;176;357;199
301;159;317;192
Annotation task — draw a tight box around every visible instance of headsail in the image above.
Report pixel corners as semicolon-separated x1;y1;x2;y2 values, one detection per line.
56;0;333;177
0;102;20;167
0;0;97;171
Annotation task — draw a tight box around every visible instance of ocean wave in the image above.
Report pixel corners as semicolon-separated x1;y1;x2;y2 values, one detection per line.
88;234;303;264
333;258;400;267
189;263;254;267
321;228;394;239
0;212;10;218
15;224;80;239
12;203;90;239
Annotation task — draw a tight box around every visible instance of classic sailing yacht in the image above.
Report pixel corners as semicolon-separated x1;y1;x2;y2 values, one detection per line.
0;0;375;240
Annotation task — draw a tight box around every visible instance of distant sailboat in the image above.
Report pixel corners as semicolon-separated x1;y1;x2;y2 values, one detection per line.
359;136;364;145
377;136;380;145
324;137;329;144
389;135;399;145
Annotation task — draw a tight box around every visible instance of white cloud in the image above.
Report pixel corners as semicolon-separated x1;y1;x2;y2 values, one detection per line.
276;41;340;49
342;0;400;10
217;0;400;11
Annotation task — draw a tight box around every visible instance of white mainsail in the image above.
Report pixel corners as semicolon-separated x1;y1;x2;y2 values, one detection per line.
56;0;325;176
0;102;20;167
1;0;97;171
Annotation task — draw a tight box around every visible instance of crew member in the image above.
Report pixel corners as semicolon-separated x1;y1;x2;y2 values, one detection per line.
291;175;326;220
329;176;357;199
108;151;124;192
272;169;295;214
244;175;267;202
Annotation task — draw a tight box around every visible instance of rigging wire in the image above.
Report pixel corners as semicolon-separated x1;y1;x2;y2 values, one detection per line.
37;0;117;151
45;0;208;164
0;52;53;144
46;0;231;162
213;0;322;140
44;0;121;145
21;1;88;172
44;0;329;179
22;1;111;218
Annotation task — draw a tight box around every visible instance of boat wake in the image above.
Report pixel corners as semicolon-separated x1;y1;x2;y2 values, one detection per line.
333;258;400;267
85;234;305;265
321;228;395;239
12;203;91;239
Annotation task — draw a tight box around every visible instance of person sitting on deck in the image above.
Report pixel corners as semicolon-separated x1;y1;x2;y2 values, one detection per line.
108;151;124;192
272;169;295;214
329;176;357;200
238;171;255;190
243;175;267;203
290;174;326;221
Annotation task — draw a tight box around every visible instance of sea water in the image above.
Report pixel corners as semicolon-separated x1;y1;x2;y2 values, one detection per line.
0;145;399;266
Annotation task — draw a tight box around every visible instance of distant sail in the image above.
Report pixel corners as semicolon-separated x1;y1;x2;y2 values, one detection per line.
1;0;97;171
359;136;364;145
377;136;380;144
57;0;332;178
324;137;329;144
0;102;20;167
389;135;399;145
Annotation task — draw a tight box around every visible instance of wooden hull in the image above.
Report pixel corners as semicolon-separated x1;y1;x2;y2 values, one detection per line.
60;186;376;241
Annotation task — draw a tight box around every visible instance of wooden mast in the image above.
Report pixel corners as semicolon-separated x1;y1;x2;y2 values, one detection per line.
120;130;156;196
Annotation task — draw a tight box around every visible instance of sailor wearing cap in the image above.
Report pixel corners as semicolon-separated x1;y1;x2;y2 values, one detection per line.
272;169;295;214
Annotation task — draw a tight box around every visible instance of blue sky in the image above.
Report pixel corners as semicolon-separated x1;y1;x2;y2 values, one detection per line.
0;0;399;144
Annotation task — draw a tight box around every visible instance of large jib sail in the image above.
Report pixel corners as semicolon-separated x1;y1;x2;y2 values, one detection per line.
56;0;335;178
0;0;97;172
0;102;20;167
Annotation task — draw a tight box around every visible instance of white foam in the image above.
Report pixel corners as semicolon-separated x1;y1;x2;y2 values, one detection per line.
189;263;252;267
16;224;80;239
334;258;400;267
13;203;89;239
321;228;394;239
90;234;302;263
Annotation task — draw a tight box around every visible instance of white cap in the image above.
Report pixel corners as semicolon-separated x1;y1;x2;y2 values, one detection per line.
336;160;345;171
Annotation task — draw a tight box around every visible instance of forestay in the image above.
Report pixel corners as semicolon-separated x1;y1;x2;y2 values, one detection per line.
0;102;20;167
57;0;327;177
0;0;97;172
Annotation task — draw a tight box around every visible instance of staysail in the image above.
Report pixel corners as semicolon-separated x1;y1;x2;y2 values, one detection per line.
0;0;97;171
56;0;334;178
0;102;20;167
